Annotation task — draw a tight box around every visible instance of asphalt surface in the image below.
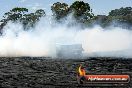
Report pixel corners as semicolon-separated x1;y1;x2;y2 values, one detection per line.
0;57;132;88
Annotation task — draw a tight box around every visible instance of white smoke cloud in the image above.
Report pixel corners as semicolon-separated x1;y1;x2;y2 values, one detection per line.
1;16;132;58
75;26;132;57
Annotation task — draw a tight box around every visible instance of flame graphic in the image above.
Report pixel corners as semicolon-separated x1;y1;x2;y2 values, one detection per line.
78;65;86;76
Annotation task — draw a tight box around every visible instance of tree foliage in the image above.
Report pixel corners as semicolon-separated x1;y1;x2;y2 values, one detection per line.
51;2;70;20
88;7;132;28
51;1;94;22
22;9;45;29
109;7;132;16
0;1;132;31
3;7;28;22
0;7;45;30
108;7;132;28
70;1;94;21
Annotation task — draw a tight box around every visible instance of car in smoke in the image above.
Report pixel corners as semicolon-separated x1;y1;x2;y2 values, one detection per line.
56;44;84;58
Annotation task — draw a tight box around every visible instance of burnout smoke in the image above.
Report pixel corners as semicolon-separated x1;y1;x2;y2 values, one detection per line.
0;16;132;57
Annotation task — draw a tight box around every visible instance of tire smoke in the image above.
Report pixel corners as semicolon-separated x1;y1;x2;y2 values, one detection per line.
0;16;132;58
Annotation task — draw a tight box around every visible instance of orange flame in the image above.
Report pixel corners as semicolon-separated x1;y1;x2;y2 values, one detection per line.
78;65;86;76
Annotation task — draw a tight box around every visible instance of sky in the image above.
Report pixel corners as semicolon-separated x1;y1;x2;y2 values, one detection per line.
0;0;131;19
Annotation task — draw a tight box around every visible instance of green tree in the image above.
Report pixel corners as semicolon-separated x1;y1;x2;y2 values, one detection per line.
109;7;132;16
0;7;28;30
3;7;28;22
0;7;45;30
22;9;45;29
108;7;132;28
35;9;45;18
51;2;70;20
70;1;94;21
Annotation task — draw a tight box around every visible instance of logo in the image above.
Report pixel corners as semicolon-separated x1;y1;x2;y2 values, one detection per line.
77;65;130;84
